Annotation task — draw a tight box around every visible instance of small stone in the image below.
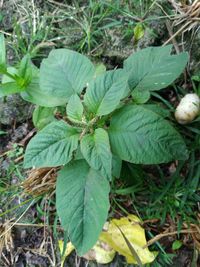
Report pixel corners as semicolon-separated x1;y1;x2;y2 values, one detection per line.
0;95;33;125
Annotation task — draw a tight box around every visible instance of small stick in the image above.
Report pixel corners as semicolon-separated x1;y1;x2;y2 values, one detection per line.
143;229;198;248
14;155;24;163
165;20;180;53
163;20;191;46
19;128;36;146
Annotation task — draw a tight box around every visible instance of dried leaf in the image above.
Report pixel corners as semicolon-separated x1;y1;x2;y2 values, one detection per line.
83;240;116;264
99;215;156;264
58;240;75;267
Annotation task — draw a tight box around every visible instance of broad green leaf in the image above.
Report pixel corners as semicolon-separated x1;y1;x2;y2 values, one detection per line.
24;120;80;168
33;106;56;130
67;94;83;122
94;63;106;78
0;34;6;70
56;159;110;255
124;45;188;91
40;49;95;101
21;78;67;107
132;89;150;104
112;154;122;178
74;146;84;160
108;105;188;164
0;82;24;97
144;104;170;118
81;128;112;180
84;69;129;116
21;64;67;107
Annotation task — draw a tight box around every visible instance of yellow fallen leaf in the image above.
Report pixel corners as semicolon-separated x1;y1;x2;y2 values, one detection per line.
83;240;116;264
58;240;75;267
99;214;156;264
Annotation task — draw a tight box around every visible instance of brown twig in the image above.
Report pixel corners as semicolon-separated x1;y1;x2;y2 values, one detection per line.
165;20;180;53
19;128;37;146
14;155;24;163
143;229;198;248
163;20;191;46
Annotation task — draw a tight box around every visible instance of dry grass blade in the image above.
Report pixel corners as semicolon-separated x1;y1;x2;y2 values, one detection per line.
164;0;200;46
22;167;58;196
0;221;14;258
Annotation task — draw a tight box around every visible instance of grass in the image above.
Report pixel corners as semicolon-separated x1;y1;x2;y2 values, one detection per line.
0;0;200;266
2;0;171;61
113;159;200;222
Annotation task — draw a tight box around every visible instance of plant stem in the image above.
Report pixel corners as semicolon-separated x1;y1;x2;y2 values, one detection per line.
65;116;87;128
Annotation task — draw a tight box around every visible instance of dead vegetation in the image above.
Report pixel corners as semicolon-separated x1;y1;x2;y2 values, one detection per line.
22;167;57;197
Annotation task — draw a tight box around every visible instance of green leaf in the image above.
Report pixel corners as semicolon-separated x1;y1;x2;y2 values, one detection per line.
134;23;145;42
74;146;84;160
124;45;188;91
24;120;80;168
84;69;129;116
40;49;95;101
112;154;122;178
144;104;170;118
0;82;24;97
18;55;32;85
2;67;18;83
67;94;83;122
0;67;21;97
94;63;106;78
0;63;62;107
192;75;200;82
33;106;56;130
0;34;6;70
21;70;67;106
1;65;64;107
21;80;67;107
108;105;188;164
80;128;112;181
56;159;110;255
132;89;150;104
172;240;182;251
